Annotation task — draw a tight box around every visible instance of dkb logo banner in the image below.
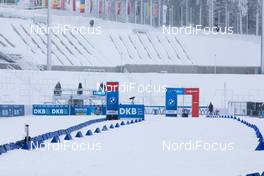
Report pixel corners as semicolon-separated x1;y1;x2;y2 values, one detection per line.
119;104;144;118
33;105;69;115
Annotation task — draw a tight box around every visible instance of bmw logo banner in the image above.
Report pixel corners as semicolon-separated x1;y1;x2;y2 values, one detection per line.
165;88;184;117
106;82;119;116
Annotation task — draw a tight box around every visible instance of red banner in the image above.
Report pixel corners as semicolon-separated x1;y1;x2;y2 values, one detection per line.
116;0;121;16
106;82;119;92
127;0;131;15
153;0;158;17
136;0;140;16
106;0;111;16
89;0;93;13
185;88;200;117
98;0;103;15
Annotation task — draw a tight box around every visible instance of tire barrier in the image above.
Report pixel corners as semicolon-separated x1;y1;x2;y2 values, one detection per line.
86;130;93;136
109;124;115;129
75;131;83;138
115;123;120;128
120;121;125;126
208;115;264;151
94;127;101;133
102;125;108;131
64;134;73;140
51;136;60;143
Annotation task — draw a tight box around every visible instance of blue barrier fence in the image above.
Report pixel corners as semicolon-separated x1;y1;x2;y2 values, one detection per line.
0;117;145;155
0;105;25;117
145;106;208;115
208;115;264;151
0;117;107;155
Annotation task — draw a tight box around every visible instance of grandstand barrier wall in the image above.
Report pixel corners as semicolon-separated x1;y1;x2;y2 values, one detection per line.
32;104;208;116
32;104;106;116
0;105;25;117
144;106;208;115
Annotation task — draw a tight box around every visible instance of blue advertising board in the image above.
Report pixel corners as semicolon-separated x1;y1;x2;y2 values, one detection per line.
0;105;13;117
33;105;69;116
33;105;106;116
12;105;25;116
70;105;101;115
70;105;90;115
165;88;184;117
0;105;25;117
92;90;106;96
119;104;145;119
106;91;119;115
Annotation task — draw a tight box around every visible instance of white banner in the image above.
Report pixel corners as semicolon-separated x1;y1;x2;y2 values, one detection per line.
162;5;167;25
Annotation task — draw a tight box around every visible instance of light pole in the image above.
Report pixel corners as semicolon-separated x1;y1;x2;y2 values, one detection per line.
261;0;264;74
214;54;217;74
47;0;52;71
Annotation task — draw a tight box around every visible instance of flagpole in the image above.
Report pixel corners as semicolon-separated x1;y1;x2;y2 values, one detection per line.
126;0;128;22
47;0;52;71
141;0;143;24
158;0;161;27
261;0;264;74
150;0;152;26
135;0;137;24
97;0;99;17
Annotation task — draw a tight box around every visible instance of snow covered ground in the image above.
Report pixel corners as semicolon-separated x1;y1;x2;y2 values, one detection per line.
0;115;263;176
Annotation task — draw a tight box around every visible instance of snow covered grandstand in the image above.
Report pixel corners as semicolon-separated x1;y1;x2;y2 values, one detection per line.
0;7;261;73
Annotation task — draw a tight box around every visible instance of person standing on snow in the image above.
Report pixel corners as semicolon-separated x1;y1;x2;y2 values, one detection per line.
208;102;214;115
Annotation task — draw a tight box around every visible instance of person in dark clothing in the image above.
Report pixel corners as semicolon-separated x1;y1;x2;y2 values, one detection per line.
54;82;62;96
215;24;220;32
90;19;94;27
77;82;83;95
208;102;214;115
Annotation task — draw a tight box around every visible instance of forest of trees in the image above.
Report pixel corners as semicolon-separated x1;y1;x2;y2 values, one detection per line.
165;0;261;35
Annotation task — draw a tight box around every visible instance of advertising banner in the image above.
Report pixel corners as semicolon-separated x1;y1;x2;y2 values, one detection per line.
165;88;184;116
33;105;69;116
119;104;144;119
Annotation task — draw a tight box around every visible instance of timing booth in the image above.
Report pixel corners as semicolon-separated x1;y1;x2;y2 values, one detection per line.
165;88;200;117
